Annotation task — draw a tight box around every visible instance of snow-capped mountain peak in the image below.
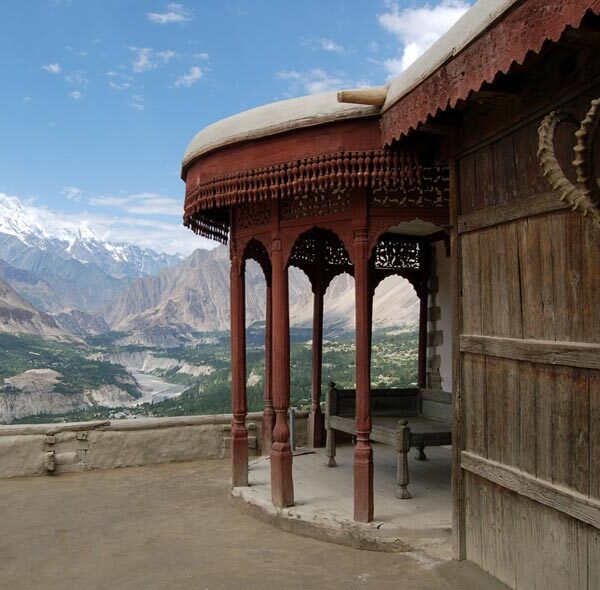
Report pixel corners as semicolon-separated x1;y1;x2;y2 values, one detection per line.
0;193;182;279
0;194;74;245
77;222;100;242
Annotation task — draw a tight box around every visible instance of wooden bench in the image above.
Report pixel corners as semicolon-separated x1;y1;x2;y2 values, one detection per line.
324;383;452;499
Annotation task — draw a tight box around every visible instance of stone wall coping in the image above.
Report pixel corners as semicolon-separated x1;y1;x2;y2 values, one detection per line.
0;411;309;437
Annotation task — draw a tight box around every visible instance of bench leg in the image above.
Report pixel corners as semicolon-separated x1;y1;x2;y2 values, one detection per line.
325;423;337;467
415;445;427;461
396;419;411;499
396;448;411;499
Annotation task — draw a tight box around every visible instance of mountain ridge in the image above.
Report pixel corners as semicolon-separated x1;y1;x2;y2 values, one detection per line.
0;276;74;340
0;195;182;313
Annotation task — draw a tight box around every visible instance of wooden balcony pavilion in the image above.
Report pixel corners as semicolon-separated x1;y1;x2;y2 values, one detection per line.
181;93;452;521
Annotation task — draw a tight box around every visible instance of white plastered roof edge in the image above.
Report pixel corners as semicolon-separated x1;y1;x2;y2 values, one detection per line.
182;0;518;170
182;92;379;170
382;0;520;111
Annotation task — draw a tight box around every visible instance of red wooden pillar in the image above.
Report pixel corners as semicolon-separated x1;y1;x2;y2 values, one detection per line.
270;236;294;508
230;246;248;487
353;226;373;522
308;275;325;447
262;283;275;454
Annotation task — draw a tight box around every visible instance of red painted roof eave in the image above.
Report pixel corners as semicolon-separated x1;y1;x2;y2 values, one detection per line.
380;0;600;146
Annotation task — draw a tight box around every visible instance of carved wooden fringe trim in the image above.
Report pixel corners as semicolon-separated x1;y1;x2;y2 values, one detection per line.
183;148;448;242
185;215;229;244
184;148;429;213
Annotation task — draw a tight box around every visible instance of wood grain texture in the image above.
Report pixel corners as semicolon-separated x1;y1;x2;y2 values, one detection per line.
454;44;600;589
462;451;600;530
590;373;600;501
458;192;568;234
460;232;481;335
462;353;486;457
450;157;466;560
460;335;600;370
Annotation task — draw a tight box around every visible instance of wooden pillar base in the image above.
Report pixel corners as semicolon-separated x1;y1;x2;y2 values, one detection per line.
271;442;294;508
307;406;325;448
231;424;249;487
262;407;275;455
270;441;294;508
353;440;374;522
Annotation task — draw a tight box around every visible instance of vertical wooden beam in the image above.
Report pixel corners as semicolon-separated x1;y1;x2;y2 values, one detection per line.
450;157;466;560
353;225;374;523
230;241;248;487
308;274;326;447
418;279;429;388
262;282;274;455
270;234;294;508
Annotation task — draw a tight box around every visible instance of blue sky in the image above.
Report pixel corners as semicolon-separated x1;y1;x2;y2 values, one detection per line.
0;1;470;254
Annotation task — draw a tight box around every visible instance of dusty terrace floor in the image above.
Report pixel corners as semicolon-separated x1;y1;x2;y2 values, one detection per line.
0;459;508;590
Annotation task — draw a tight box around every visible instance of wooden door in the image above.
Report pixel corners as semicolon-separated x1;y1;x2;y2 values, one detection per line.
453;81;600;589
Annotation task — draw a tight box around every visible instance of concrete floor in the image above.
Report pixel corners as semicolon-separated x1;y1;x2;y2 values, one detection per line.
0;459;508;590
235;443;452;554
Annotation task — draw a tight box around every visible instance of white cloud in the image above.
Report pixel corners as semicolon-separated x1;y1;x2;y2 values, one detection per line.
147;3;193;24
303;38;346;54
378;0;470;76
277;68;369;96
69;90;83;100
65;70;89;85
62;186;83;200
130;47;178;73
368;41;380;53
65;46;88;57
1;193;210;255
129;95;145;111
89;192;181;216
174;66;203;88
320;38;345;54
106;71;132;91
41;63;61;74
109;80;131;91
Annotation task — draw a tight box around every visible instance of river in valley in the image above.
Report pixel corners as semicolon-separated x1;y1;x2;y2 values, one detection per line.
132;372;190;405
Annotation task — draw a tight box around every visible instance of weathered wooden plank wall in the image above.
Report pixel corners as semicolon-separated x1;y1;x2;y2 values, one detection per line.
455;45;600;589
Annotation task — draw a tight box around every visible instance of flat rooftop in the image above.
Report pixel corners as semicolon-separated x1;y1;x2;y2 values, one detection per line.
0;457;509;590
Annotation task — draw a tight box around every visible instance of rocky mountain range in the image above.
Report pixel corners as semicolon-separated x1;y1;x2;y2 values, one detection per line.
0;195;419;343
104;246;419;342
0;276;73;340
0;195;181;313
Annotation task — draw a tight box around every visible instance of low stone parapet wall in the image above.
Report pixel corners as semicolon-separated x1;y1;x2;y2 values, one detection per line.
0;411;308;478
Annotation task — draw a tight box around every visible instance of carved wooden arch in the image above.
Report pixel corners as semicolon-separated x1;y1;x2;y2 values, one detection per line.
280;219;354;269
367;214;447;254
241;237;272;285
369;233;430;298
287;225;354;293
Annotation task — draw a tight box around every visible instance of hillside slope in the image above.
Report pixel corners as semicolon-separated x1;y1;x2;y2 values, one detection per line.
0;277;73;340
